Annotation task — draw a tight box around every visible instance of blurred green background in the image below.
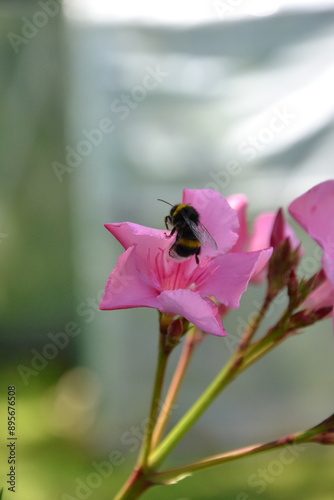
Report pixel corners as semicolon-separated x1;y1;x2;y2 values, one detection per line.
1;1;334;499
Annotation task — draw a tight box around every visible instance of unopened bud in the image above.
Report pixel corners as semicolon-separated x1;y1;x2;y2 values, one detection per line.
160;316;185;354
287;306;332;329
267;238;300;297
312;432;334;445
270;208;285;247
299;269;327;301
287;269;301;308
167;318;184;344
159;312;175;336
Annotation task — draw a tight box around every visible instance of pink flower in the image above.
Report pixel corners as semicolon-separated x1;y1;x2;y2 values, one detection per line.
249;210;301;284
227;195;299;283
227;194;249;253
289;180;334;321
100;189;273;336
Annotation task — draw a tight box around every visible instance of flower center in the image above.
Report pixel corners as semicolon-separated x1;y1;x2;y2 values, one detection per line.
151;248;213;293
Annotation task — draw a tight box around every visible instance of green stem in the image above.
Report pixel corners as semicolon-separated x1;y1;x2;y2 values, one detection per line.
153;430;311;485
149;307;294;469
242;307;293;368
148;353;241;468
238;291;274;352
113;468;153;500
137;333;170;468
151;327;201;449
242;332;286;369
114;330;171;499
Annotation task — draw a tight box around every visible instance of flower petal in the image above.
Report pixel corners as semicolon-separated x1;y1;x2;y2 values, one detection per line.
100;246;159;310
249;213;275;252
304;278;334;311
182;189;239;256
227;194;249;253
249;212;300;284
157;289;227;336
289;180;334;284
250;212;300;253
198;249;273;308
105;222;177;273
105;222;166;250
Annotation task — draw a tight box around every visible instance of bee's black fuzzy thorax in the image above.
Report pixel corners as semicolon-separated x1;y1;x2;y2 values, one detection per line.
170;204;200;226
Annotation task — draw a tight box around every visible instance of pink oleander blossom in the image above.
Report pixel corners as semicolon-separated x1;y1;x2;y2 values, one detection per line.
249;210;301;284
100;189;273;337
289;180;334;322
227;195;300;283
227;194;249;253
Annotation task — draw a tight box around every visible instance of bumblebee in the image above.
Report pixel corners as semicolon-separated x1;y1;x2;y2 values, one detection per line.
158;199;217;264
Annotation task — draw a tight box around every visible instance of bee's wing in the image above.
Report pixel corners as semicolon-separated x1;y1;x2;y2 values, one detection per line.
197;222;218;249
182;214;218;250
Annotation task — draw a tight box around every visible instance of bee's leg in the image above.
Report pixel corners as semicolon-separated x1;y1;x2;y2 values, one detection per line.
195;248;200;264
164;216;172;230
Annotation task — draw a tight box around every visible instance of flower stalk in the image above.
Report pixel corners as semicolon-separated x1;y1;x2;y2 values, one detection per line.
148;351;242;469
136;348;168;467
151;326;202;449
152;428;315;485
113;468;153;500
136;317;172;469
237;290;274;352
